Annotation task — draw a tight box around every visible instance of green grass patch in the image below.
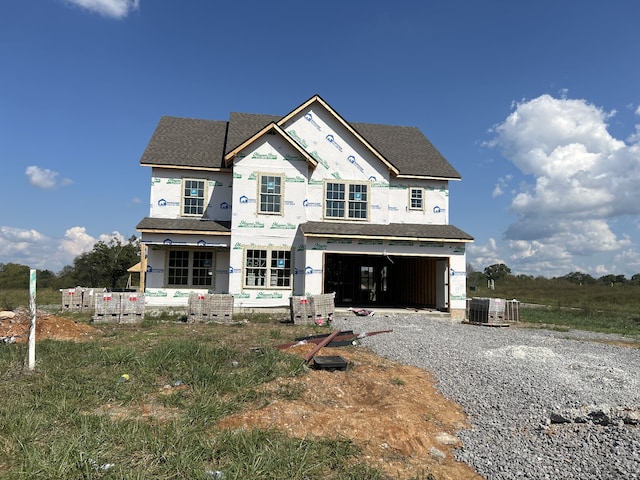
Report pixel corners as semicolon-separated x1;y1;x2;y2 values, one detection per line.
0;318;388;479
520;306;640;337
1;287;62;311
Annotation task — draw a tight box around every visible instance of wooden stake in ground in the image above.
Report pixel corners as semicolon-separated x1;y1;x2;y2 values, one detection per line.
27;269;36;370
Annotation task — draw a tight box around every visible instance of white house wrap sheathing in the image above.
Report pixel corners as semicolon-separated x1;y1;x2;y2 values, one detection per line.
138;96;472;316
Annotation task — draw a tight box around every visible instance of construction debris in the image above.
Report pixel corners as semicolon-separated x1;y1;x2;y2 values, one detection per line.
347;307;375;316
274;329;393;350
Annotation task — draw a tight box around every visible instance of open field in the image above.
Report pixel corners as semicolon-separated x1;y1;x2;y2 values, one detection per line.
467;281;640;338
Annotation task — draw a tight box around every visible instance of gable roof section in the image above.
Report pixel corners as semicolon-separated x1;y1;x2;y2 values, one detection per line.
140;116;228;170
140;95;461;179
300;221;473;242
223;120;316;167
277;95;400;176
136;217;231;235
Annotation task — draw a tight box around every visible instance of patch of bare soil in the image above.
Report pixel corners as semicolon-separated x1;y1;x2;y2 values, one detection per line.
0;309;101;343
218;344;484;480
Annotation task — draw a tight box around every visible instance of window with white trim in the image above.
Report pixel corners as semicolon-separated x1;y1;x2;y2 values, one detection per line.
258;174;283;214
182;179;206;216
324;182;368;220
244;248;291;288
409;187;424;210
167;250;214;287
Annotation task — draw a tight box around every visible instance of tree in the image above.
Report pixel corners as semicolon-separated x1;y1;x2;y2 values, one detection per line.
483;263;511;281
558;271;596;285
69;236;140;289
597;274;626;286
0;263;30;289
466;263;485;288
37;269;58;289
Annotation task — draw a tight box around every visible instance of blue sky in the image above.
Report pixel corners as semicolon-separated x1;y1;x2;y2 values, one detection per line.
2;0;640;278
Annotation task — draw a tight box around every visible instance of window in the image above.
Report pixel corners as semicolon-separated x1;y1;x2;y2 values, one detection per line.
325;183;345;218
167;250;213;287
259;174;283;214
270;250;291;287
244;249;291;288
192;251;214;286
325;182;368;220
182;179;206;216
168;251;189;286
409;188;424;210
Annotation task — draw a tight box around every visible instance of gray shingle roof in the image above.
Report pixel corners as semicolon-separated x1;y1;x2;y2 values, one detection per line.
140;116;228;169
299;221;473;241
351;122;460;178
136;217;231;233
140;97;461;179
135;217;472;241
226;112;280;154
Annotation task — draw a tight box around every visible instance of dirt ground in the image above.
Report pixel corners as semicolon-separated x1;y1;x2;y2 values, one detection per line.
218;343;483;479
0;309;100;343
0;310;482;479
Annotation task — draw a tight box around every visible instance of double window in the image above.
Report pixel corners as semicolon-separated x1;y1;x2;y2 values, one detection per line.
182;179;206;216
244;249;291;288
409;187;424;210
258;174;283;214
325;182;368;220
167;250;214;287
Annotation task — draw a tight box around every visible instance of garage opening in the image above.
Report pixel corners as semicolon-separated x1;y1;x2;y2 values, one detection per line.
323;253;447;309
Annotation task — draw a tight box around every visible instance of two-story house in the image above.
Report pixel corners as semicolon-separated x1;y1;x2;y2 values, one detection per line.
136;95;473;318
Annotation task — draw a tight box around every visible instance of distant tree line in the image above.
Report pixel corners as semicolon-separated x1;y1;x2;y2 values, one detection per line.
467;263;640;287
0;236;140;290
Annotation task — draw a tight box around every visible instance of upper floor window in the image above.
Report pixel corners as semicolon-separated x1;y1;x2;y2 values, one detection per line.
182;179;206;216
244;248;291;288
409;188;424;210
258;174;283;214
325;182;368;220
167;250;213;287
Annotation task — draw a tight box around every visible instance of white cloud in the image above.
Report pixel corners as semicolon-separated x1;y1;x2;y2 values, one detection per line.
0;225;131;273
0;227;46;259
492;174;512;198
64;0;140;19
0;226;52;270
612;248;640;276
488;94;640;276
467;238;505;271
58;227;98;257
58;227;126;258
25;166;73;189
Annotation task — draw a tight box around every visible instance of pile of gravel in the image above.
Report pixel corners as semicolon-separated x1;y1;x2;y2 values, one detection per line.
332;314;640;480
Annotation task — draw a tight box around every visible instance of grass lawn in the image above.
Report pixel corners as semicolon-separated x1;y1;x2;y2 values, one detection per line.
0;314;392;480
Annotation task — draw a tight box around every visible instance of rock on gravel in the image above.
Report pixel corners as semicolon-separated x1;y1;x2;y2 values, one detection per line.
333;314;640;480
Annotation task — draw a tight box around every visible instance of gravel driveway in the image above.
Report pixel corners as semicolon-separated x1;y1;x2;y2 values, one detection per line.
332;314;640;480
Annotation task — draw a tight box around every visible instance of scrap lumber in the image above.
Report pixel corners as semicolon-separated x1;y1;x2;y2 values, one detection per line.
303;330;340;362
274;329;393;350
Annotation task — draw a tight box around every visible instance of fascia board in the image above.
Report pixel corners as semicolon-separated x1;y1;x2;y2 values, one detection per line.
138;229;231;236
143;164;232;173
302;232;473;243
395;174;462;181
